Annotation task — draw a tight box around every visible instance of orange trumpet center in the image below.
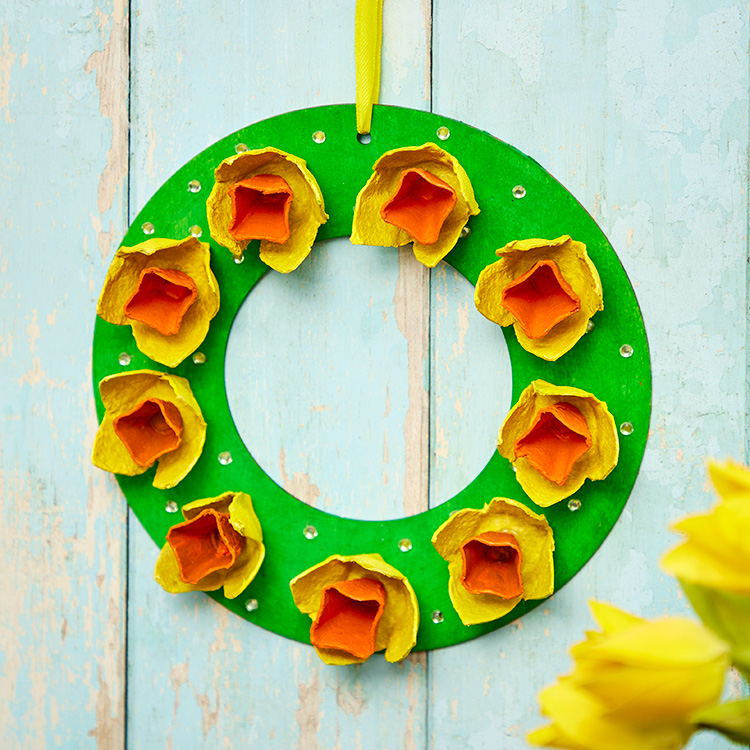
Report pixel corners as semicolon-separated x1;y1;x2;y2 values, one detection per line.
514;401;592;485
501;260;581;339
310;578;386;660
124;266;198;337
460;531;523;599
229;174;293;243
113;397;184;467
167;509;246;585
381;168;457;245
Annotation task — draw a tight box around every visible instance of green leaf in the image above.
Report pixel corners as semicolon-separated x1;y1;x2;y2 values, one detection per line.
681;581;750;650
692;700;750;745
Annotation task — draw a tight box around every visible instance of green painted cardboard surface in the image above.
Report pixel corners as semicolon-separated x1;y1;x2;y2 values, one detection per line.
92;104;651;650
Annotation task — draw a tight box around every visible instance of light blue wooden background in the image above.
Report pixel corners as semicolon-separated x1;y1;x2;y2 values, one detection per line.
1;1;748;747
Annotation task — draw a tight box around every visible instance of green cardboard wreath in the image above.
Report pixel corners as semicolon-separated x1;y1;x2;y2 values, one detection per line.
92;104;651;651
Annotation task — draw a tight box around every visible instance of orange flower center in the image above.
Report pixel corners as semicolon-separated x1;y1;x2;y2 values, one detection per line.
460;531;523;598
500;260;581;339
113;398;184;467
381;168;457;245
310;578;386;660
229;174;293;243
123;267;198;336
167;509;246;585
514;401;592;485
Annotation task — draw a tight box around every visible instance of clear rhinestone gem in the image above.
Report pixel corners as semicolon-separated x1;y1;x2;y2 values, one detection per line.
431;610;444;624
303;524;318;540
620;344;634;358
118;352;132;366
245;598;258;612
218;451;233;465
620;422;634;436
189;225;202;238
460;225;471;238
512;185;526;199
165;500;179;514
398;538;412;552
437;126;450;140
141;221;155;235
192;351;206;365
234;253;245;264
312;131;326;144
188;180;201;193
567;499;581;512
586;319;595;333
235;143;248;153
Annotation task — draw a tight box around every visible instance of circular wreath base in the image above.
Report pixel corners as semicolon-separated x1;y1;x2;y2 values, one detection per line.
93;104;651;651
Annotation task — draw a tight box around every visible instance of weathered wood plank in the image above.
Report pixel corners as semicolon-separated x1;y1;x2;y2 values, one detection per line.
429;2;748;748
0;1;129;747
126;1;431;747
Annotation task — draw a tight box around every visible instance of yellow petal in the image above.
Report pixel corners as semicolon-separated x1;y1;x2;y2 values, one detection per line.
289;553;419;664
588;600;645;635
475;236;603;361
662;499;750;594
153;542;225;593
431;497;554;625
206;147;328;272
497;380;618;506
92;370;206;489
708;459;750;502
351;143;479;268
97;237;220;368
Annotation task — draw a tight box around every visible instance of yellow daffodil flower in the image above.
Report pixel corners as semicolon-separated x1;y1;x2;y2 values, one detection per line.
96;237;220;368
289;553;419;665
91;370;206;489
351;143;480;267
498;380;618;507
662;459;750;675
154;491;265;599
475;236;603;360
206;146;328;273
528;601;730;750
431;497;554;626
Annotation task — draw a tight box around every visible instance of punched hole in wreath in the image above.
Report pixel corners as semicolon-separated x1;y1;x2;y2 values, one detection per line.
225;237;512;522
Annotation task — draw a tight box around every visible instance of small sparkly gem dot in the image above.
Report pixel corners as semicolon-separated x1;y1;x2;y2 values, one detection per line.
245;598;258;612
303;525;318;540
620;422;634;436
620;344;634;358
218;451;233;465
234;253;245;264
118;352;132;366
188;180;201;193
312;131;326;144
192;351;206;365
165;500;179;514
460;225;471;238
512;185;526;199
567;499;581;512
586;320;595;333
431;610;444;624
437;126;450;140
189;225;202;238
141;221;155;235
398;538;412;552
235;143;248;153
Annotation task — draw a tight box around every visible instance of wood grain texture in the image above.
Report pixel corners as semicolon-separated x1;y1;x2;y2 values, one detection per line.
1;1;748;748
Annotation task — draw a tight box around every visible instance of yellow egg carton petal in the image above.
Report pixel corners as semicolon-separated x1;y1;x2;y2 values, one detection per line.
154;491;265;599
351;142;479;268
475;236;603;361
498;380;618;507
289;553;419;665
432;498;554;626
96;237;220;368
206;146;328;273
92;370;207;489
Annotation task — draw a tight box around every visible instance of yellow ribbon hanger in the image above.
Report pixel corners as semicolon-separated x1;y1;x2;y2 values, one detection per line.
355;0;384;135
